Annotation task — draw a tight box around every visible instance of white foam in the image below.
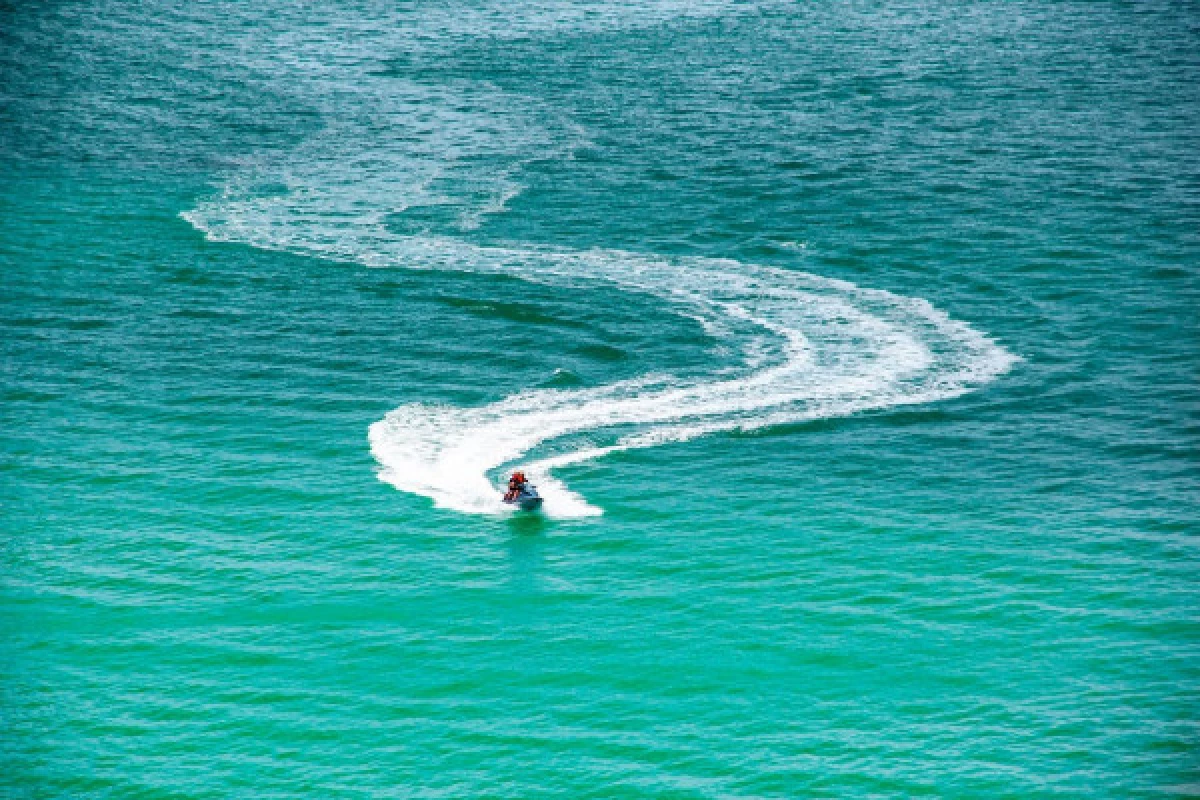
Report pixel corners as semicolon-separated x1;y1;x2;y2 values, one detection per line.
188;192;1018;517
181;2;1019;517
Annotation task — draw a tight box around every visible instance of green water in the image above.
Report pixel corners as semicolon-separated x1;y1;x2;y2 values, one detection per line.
2;2;1198;797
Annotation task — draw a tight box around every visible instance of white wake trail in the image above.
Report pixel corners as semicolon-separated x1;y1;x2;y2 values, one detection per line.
188;182;1016;516
181;0;1018;516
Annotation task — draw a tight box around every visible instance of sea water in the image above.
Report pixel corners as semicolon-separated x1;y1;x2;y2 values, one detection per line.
2;2;1197;796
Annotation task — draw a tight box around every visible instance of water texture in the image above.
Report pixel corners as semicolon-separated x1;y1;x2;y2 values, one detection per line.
2;1;1198;797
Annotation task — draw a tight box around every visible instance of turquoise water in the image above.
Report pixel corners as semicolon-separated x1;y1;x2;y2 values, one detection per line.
3;1;1198;796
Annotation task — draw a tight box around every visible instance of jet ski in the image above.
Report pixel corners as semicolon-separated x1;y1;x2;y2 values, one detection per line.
502;471;543;511
506;484;543;512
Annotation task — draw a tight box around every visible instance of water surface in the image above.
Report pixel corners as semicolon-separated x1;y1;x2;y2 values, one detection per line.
2;2;1198;797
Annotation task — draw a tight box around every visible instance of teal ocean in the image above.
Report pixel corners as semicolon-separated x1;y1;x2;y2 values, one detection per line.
3;2;1198;796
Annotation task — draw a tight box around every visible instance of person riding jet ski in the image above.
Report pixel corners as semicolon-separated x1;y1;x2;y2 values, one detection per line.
503;471;526;502
502;470;543;510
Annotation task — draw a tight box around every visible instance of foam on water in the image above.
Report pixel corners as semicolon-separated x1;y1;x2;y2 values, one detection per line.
181;1;1019;516
186;195;1017;516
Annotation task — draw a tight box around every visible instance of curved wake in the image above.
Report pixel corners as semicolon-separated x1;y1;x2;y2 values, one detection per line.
185;202;1017;516
181;1;1018;517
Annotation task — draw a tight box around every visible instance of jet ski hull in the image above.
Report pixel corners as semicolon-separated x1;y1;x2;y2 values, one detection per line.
516;495;543;511
504;487;543;512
